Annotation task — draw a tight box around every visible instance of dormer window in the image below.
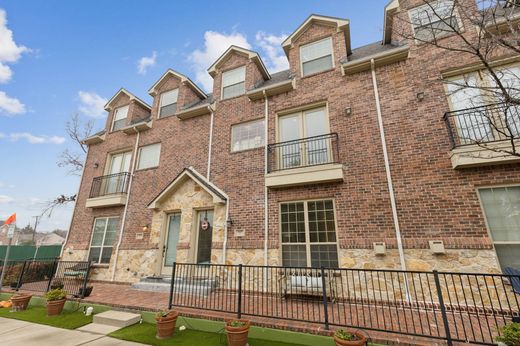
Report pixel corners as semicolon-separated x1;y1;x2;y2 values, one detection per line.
112;105;129;131
222;66;246;100
300;37;333;77
409;0;460;41
159;89;178;118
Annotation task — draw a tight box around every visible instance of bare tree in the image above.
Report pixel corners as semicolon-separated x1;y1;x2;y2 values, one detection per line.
57;113;94;175
392;0;520;157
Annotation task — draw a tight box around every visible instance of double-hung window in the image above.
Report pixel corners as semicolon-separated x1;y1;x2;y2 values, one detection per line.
281;200;338;268
409;0;460;41
112;106;129;131
89;217;119;264
300;37;333;76
222;66;246;99
137;143;161;170
159;89;178;118
231;119;265;152
479;186;520;271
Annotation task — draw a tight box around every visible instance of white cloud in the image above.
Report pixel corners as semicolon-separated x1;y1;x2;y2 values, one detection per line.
0;62;12;83
255;32;289;73
188;31;251;91
78;91;107;118
0;9;29;63
0;91;25;115
3;132;65;144
0;181;15;189
137;51;157;75
0;195;14;204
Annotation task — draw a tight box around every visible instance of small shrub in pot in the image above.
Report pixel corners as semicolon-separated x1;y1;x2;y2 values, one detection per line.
45;288;67;316
155;310;179;339
333;329;367;346
497;322;520;346
225;319;250;346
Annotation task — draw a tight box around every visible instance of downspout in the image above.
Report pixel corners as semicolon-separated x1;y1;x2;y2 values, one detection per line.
60;146;89;258
111;128;140;281
207;105;214;180
263;90;269;267
223;201;229;265
370;59;407;272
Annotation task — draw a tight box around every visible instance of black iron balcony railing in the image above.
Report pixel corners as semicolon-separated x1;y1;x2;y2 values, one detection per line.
443;102;520;149
89;172;131;198
267;133;340;173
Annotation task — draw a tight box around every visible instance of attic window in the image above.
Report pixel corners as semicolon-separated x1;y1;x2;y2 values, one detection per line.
300;37;333;77
159;89;178;118
222;66;246;99
112;105;129;131
409;0;460;42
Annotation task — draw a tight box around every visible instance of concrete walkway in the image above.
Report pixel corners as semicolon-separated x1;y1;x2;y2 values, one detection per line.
0;317;145;346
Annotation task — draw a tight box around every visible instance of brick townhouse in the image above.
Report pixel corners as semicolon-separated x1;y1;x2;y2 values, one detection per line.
63;0;520;283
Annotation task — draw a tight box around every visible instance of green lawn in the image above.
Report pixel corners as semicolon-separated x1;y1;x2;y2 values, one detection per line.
109;322;315;346
0;305;93;329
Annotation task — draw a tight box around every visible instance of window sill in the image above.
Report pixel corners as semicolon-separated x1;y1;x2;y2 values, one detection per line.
135;166;159;172
91;264;109;269
300;67;336;80
230;146;264;154
449;140;520;169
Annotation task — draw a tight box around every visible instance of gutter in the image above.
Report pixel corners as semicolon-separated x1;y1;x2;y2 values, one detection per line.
263;90;269;267
207;107;214;180
370;59;407;273
110;126;141;281
342;45;409;75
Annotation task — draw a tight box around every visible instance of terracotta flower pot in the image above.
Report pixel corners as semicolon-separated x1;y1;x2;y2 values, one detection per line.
155;310;179;339
334;332;367;346
11;294;32;311
225;319;250;346
46;299;66;316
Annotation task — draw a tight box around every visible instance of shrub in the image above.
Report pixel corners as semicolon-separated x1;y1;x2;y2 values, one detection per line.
227;320;246;328
45;288;67;301
497;322;520;346
334;329;358;341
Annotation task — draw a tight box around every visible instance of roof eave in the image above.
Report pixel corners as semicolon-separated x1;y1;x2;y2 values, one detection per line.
246;79;295;101
177;103;215;120
341;45;409;75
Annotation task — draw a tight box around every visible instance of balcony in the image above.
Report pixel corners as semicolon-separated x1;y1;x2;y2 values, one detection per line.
85;172;130;208
265;133;344;188
444;103;520;168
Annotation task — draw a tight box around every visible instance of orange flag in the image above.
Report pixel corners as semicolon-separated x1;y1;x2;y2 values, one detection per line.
4;213;16;225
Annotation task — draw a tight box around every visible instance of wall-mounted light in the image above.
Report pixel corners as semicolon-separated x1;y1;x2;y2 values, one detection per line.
142;224;150;232
416;92;425;102
226;217;233;227
93;163;99;169
344;107;352;116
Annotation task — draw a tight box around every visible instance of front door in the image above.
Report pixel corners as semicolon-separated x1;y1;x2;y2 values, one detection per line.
161;213;181;275
195;210;214;264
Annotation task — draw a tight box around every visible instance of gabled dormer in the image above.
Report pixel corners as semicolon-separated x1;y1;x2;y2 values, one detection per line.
148;69;207;119
104;88;152;134
208;45;270;102
282;14;350;78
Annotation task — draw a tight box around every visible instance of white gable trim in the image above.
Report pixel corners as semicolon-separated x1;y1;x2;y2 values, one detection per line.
148;69;207;99
207;45;270;80
104;88;152;111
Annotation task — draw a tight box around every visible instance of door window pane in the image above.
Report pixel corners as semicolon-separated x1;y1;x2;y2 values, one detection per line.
494;67;520;136
305;108;329;165
196;210;214;264
479;187;520;270
164;214;181;267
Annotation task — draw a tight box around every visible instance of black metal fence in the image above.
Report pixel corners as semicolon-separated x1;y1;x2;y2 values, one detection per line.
267;133;340;173
89;172;131;198
0;259;92;298
168;263;520;345
443;102;520;148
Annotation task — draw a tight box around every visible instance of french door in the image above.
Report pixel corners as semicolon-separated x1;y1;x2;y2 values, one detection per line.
162;213;181;275
105;151;131;194
278;107;330;169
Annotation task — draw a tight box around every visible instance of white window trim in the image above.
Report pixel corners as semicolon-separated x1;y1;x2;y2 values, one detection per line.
230;118;265;153
279;198;340;268
136;143;161;170
111;105;129;132
88;216;119;265
407;0;464;43
476;184;520;272
221;65;246;100
299;36;335;77
159;89;179;118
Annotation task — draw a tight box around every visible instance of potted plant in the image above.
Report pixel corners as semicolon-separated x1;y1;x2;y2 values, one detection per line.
10;293;32;311
45;288;67;316
497;322;520;346
225;319;250;346
50;280;64;290
333;329;367;346
155;310;179;339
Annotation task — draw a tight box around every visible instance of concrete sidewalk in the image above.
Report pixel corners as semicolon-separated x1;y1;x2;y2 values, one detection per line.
0;317;145;346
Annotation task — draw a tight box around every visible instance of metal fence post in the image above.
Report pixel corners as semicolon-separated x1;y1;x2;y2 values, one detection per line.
168;262;177;310
80;262;92;298
237;264;243;319
433;270;453;346
46;259;58;292
320;267;330;330
15;260;28;291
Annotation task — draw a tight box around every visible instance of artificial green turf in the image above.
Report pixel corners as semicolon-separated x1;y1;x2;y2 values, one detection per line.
109;322;323;346
0;305;93;329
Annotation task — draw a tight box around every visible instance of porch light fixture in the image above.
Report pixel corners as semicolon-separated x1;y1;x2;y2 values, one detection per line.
142;224;150;232
344;107;352;116
93;163;99;169
416;92;425;101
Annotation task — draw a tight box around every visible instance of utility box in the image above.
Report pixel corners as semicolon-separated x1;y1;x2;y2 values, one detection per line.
429;240;446;254
373;242;386;256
